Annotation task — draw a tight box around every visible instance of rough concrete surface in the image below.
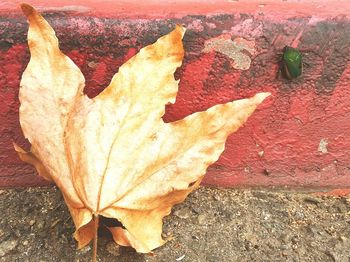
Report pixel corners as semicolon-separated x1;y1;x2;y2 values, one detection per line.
0;186;349;262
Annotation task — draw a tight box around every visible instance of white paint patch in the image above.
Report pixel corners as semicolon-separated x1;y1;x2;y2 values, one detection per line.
318;138;328;154
203;35;255;70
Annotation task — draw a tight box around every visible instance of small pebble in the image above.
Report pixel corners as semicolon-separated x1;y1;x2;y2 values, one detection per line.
29;220;36;226
197;214;207;225
37;221;45;229
303;196;320;205
291;236;299;244
176;254;186;261
0;239;18;257
280;244;289;250
174;207;192;219
294;211;304;220
213;193;222;201
106;242;120;257
339;236;347;242
78;245;91;254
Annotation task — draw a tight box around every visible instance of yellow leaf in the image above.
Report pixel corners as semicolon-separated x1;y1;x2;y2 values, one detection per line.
17;3;270;257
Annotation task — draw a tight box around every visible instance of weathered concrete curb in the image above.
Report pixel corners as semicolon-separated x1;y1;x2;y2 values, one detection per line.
1;1;350;188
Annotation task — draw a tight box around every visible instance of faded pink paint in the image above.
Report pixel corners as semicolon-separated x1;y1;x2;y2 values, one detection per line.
1;0;350;19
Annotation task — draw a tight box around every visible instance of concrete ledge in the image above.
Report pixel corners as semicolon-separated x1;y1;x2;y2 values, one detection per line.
1;1;350;188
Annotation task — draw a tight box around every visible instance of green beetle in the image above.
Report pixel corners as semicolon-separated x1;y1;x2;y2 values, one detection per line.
281;46;303;80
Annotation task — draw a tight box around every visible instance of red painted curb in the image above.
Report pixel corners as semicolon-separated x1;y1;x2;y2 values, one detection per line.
1;1;350;188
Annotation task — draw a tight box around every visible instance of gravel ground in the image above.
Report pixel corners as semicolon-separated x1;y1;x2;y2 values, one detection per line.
0;186;349;262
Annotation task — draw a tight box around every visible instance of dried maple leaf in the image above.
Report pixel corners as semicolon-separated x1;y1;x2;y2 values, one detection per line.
15;3;270;259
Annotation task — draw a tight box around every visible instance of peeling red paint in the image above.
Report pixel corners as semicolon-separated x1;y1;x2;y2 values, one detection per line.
1;1;350;190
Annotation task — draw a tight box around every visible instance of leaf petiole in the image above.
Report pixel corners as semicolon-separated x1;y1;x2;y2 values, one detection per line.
92;214;99;262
